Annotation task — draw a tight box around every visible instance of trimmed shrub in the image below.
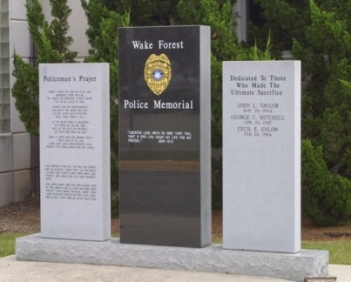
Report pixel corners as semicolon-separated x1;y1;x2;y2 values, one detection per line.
302;139;351;226
212;157;222;209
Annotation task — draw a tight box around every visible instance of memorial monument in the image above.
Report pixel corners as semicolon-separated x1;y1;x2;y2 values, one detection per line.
118;26;212;247
39;63;110;241
16;35;328;282
223;61;301;253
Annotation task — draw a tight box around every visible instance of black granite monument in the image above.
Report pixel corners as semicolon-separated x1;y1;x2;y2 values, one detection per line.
118;26;211;247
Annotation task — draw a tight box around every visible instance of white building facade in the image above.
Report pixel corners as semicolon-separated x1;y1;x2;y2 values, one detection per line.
0;0;248;207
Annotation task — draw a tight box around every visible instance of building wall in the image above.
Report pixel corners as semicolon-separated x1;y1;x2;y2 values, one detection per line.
0;0;89;207
0;0;36;207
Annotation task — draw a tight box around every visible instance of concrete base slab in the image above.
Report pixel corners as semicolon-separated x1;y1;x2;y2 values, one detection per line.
16;234;328;282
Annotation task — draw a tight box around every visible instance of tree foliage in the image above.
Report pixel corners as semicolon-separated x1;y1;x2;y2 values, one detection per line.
97;0;179;26
253;0;351;179
12;0;77;135
82;0;272;211
176;0;271;146
253;0;351;224
13;0;272;150
13;0;273;213
81;0;130;204
302;140;351;226
94;0;271;147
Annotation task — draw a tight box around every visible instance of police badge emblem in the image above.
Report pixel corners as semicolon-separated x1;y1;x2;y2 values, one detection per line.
144;54;172;95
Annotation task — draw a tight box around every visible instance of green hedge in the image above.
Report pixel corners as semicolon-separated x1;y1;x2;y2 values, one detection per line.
302;139;351;226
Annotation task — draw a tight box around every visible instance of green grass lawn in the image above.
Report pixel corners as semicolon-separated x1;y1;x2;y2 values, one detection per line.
0;234;27;258
1;234;351;265
211;236;351;265
302;241;351;265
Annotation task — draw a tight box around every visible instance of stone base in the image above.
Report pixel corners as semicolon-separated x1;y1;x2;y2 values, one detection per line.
16;234;328;282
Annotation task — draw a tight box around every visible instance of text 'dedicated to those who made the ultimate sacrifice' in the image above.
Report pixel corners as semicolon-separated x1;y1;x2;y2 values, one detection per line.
227;74;288;138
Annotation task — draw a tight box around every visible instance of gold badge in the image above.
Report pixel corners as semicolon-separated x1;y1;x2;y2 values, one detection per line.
144;54;172;95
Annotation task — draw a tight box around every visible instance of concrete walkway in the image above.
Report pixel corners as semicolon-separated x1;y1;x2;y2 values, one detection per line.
0;256;349;282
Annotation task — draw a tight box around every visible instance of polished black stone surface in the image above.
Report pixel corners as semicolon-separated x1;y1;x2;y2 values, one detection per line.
118;26;211;247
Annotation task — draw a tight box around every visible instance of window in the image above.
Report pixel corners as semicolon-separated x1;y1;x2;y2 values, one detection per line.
0;0;10;133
